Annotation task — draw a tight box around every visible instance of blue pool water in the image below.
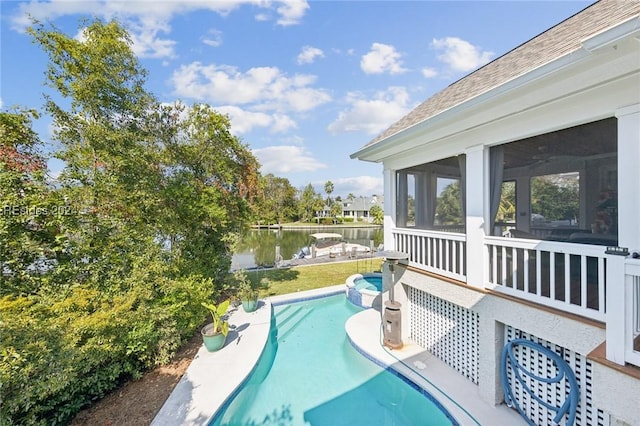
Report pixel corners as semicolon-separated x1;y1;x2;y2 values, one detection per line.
210;294;455;425
354;275;383;292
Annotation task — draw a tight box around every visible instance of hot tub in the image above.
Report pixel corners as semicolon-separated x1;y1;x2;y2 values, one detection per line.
345;273;383;308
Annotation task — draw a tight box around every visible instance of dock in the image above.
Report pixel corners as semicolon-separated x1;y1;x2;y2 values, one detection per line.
240;252;382;272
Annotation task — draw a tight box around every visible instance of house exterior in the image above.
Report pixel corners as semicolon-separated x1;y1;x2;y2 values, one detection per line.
351;2;640;425
317;195;383;223
341;195;383;223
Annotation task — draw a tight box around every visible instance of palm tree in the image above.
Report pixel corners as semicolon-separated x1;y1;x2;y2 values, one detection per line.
324;180;334;205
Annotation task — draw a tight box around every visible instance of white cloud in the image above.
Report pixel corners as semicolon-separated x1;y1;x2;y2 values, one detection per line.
253;145;327;174
431;37;494;73
271;114;298;133
0;97;3;109
297;46;324;65
202;29;223;47
327;87;412;135
171;62;331;113
360;43;407;75
215;106;272;134
128;20;176;58
326;176;384;198
275;0;310;26
215;106;297;135
421;67;438;78
11;1;308;58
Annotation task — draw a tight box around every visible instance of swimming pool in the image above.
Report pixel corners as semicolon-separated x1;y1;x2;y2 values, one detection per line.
210;294;455;425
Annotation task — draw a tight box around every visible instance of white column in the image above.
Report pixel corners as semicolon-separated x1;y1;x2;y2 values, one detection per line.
383;168;396;250
606;104;640;365
465;144;486;288
606;253;627;365
616;104;640;248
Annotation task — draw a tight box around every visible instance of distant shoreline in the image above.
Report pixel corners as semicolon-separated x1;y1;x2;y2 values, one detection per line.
251;223;382;230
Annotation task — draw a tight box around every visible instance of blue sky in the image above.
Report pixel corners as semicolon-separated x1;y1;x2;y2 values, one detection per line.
1;0;591;198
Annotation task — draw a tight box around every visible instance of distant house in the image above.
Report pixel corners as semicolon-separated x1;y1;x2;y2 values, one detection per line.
317;195;384;223
351;2;640;425
341;195;383;223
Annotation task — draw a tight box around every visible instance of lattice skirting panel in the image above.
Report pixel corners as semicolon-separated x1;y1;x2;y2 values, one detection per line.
408;286;479;384
504;326;610;426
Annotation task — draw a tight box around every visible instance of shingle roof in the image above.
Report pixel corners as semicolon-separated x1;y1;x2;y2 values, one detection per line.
364;0;640;148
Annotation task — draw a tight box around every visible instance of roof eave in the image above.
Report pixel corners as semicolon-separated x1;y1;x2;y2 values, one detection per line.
351;14;640;164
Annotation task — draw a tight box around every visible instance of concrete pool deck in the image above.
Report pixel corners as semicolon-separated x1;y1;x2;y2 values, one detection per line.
151;285;345;426
345;308;526;426
151;298;273;426
153;285;525;425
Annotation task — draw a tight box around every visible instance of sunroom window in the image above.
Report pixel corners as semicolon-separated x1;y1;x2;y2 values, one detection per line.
396;155;466;233
493;118;618;245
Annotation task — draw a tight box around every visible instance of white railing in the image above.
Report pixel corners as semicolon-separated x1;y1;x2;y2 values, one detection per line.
624;258;640;367
392;228;466;282
485;236;607;322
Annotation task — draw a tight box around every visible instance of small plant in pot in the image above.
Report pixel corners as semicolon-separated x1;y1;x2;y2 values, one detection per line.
235;270;260;313
201;299;230;352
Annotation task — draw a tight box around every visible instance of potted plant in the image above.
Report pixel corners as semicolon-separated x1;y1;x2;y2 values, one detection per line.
235;271;260;313
201;299;230;352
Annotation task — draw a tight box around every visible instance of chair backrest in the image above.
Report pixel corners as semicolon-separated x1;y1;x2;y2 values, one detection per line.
501;338;580;426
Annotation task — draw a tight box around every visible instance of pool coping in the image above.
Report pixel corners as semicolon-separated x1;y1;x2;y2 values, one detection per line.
151;285;344;426
345;308;527;426
153;284;526;425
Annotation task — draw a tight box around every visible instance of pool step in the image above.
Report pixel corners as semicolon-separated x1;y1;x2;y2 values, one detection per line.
276;307;312;342
276;306;303;329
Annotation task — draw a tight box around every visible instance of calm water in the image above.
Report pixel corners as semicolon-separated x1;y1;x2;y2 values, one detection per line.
231;227;383;270
210;295;454;426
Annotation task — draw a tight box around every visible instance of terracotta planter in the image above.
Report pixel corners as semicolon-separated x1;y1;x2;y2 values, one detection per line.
242;299;259;313
201;323;226;352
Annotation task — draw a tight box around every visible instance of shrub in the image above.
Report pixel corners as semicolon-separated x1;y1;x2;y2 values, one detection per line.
0;275;211;425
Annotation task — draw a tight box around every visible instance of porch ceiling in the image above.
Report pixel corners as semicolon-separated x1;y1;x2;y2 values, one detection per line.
502;118;617;170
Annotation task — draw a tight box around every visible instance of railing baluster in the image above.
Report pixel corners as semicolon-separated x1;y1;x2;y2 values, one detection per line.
580;255;587;308
536;250;542;297
452;240;458;275
550;253;556;301
598;257;605;315
445;239;450;273
564;252;571;305
512;246;518;290
492;245;498;285
392;229;607;321
501;246;507;287
391;228;466;282
524;249;530;294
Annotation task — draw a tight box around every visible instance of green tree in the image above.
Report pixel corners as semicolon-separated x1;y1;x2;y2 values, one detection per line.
369;204;384;225
153;103;260;281
28;18;161;292
497;181;516;223
531;175;579;221
330;199;343;222
252;174;298;225
0;109;68;296
0;18;260;425
435;181;463;225
324;180;334;205
299;183;323;223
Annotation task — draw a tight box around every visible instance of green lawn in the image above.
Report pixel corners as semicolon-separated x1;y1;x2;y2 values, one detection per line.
246;258;383;297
